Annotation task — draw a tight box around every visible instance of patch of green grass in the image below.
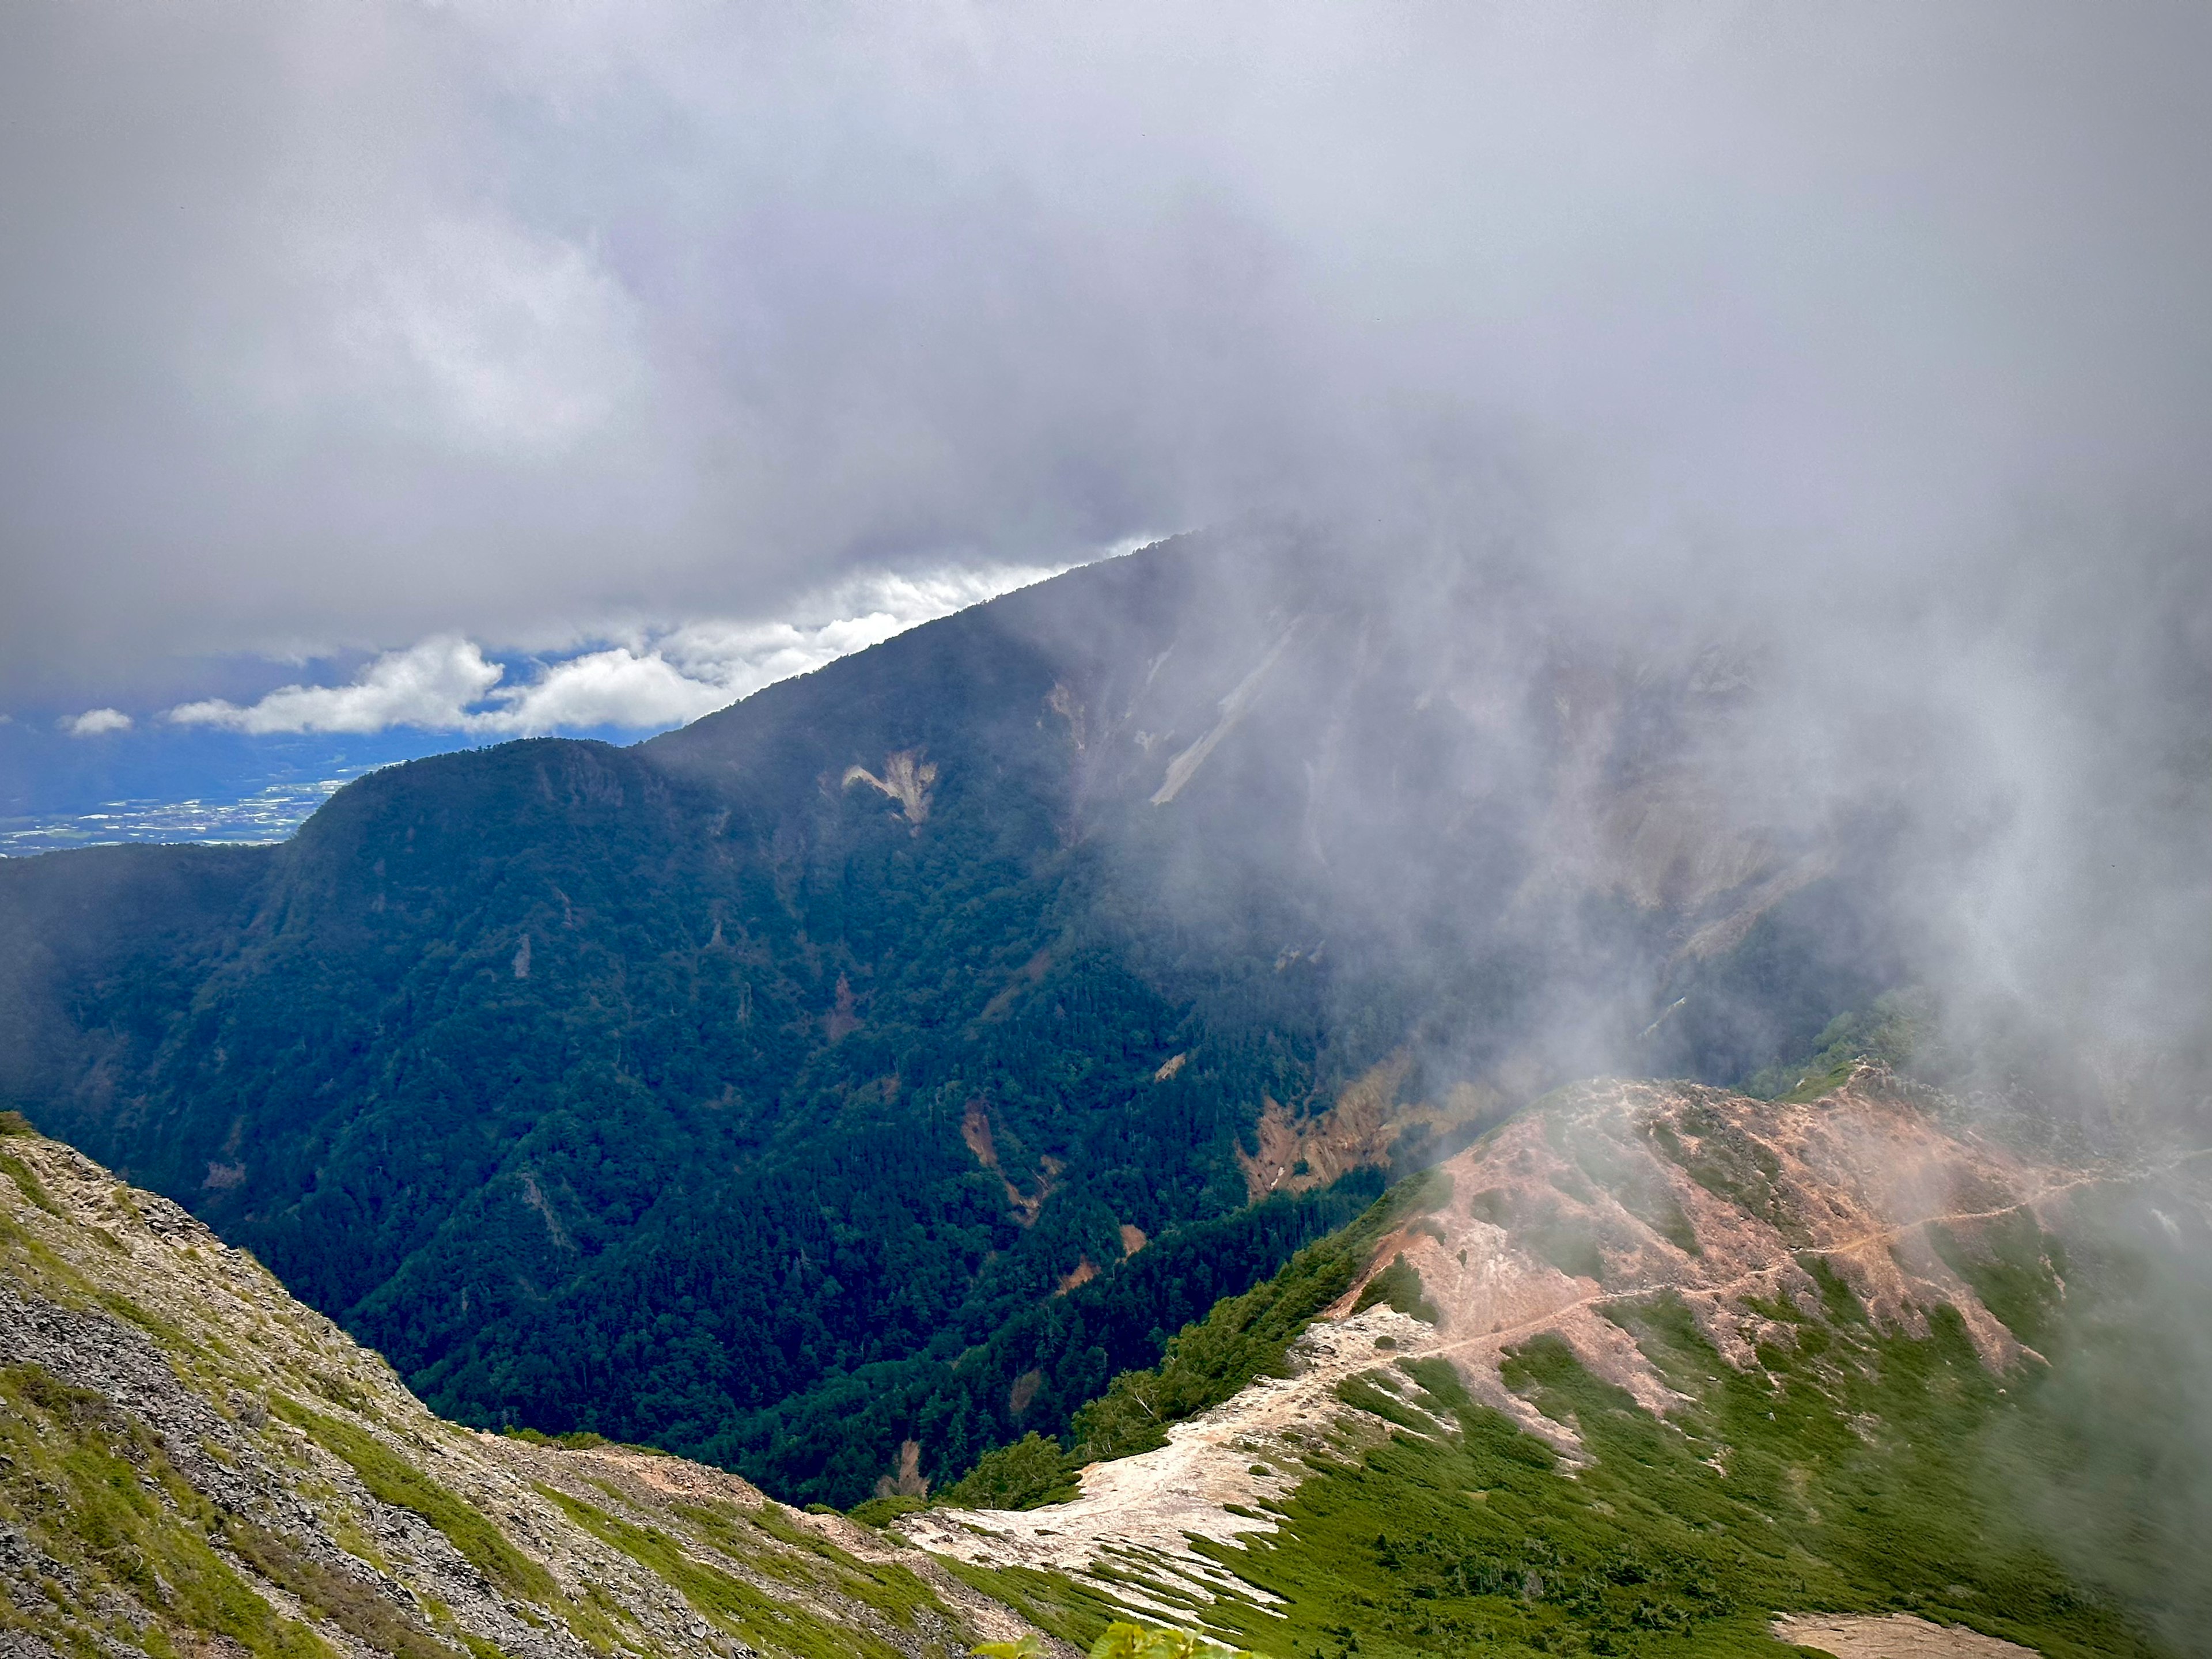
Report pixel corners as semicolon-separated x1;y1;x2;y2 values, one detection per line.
1925;1211;2067;1350
270;1396;555;1604
937;1556;1135;1651
705;1495;948;1627
91;1287;192;1353
666;1497;787;1564
539;1484;916;1659
0;1363;330;1658
847;1492;927;1526
418;1595;516;1659
747;1495;857;1559
503;1425;609;1449
1647;1107;1807;1245
676;1492;929;1624
222;1516;450;1659
1351;1253;1439;1324
0;1150;60;1216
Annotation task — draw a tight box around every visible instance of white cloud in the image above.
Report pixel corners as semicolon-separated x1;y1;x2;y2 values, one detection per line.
168;637;502;734
58;707;132;737
479;559;1078;734
486;646;726;733
157;559;1084;738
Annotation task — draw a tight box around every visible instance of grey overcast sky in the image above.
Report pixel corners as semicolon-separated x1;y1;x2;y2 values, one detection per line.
5;2;2212;717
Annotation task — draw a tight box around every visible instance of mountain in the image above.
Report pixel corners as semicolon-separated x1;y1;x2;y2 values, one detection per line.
0;532;1907;1506
0;1110;1058;1658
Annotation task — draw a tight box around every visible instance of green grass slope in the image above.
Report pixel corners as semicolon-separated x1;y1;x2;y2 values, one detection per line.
0;1113;1059;1658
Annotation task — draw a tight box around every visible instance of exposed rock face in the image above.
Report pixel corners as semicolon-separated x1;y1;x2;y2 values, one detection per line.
0;1123;1060;1658
1328;1068;2069;1435
906;1071;2089;1592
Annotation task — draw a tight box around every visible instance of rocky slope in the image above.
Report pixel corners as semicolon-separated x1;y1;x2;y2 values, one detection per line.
0;1113;1060;1659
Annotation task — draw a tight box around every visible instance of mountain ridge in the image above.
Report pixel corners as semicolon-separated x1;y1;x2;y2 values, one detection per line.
7;1070;2199;1657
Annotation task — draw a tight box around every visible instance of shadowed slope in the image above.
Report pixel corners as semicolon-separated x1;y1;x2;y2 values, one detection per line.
0;534;1917;1506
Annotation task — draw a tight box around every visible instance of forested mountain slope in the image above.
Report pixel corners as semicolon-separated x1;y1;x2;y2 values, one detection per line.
0;533;1904;1505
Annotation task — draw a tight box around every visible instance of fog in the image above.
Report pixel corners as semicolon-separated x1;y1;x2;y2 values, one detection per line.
7;4;2210;698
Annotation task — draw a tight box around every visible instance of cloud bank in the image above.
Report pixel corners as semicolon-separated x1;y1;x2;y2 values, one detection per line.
164;562;1073;736
7;3;2211;708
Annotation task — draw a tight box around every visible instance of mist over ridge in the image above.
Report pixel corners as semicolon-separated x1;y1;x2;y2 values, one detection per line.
921;518;2211;1143
9;0;2207;1104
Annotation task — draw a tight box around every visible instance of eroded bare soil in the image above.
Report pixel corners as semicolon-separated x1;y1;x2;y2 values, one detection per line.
1774;1611;2041;1659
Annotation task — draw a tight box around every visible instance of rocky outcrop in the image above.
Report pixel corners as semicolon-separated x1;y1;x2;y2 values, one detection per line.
0;1121;1060;1658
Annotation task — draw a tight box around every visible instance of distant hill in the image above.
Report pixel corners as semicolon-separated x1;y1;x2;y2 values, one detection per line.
0;531;1902;1506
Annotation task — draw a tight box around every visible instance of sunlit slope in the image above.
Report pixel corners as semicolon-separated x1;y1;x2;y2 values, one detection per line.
0;1113;1053;1658
908;1074;2207;1658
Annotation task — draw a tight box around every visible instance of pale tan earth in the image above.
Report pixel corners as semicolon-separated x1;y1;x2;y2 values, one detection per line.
843;748;939;823
1232;1055;1499;1203
901;1305;1436;1623
963;1097;1062;1225
1056;1257;1102;1294
1774;1612;2041;1659
907;1070;2092;1618
0;1126;1067;1658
